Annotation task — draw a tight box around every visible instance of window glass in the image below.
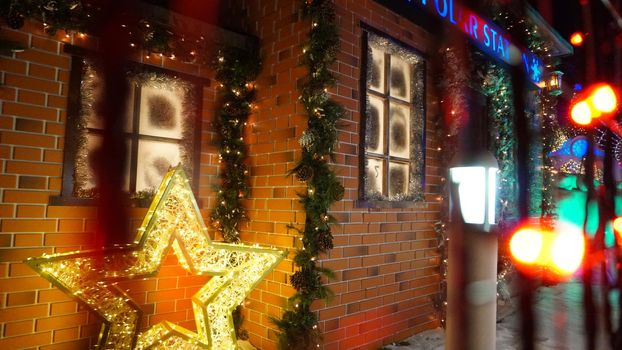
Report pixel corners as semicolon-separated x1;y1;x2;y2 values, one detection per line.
362;31;425;203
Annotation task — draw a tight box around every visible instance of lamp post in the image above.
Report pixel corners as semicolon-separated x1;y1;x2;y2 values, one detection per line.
446;150;499;350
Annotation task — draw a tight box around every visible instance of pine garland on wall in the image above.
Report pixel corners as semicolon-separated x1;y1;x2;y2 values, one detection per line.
273;0;344;349
1;0;213;64
210;47;260;244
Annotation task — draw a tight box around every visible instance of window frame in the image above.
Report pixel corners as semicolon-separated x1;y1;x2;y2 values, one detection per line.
51;45;205;206
357;26;427;208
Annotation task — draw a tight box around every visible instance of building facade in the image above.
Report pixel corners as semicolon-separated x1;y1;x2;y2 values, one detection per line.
0;1;568;349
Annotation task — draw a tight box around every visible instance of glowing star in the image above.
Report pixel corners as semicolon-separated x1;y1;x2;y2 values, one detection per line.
26;166;286;349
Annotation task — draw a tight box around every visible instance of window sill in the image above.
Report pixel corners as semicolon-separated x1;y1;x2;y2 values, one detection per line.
355;199;427;209
49;195;158;209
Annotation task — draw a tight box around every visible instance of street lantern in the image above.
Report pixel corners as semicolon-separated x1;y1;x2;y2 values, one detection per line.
449;150;499;232
546;70;563;96
446;149;499;350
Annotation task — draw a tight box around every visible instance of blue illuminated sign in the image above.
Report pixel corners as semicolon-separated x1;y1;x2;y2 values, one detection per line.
404;0;544;84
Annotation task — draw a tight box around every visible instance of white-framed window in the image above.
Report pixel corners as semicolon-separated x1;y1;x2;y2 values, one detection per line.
360;30;426;204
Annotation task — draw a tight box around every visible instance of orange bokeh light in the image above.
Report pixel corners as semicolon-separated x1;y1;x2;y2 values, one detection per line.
569;83;619;126
591;84;617;114
570;32;584;46
509;227;543;265
570;100;593;125
509;223;585;280
614;217;622;242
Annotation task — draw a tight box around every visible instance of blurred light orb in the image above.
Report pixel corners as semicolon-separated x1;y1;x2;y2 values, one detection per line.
509;227;543;265
570;32;584;46
614;217;622;239
551;224;585;275
570;100;592;125
592;84;617;113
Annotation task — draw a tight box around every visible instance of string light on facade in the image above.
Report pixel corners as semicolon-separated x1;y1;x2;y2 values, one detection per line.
27;166;285;350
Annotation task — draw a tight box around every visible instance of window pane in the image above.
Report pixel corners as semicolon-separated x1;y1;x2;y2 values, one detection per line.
365;158;384;196
81;134;131;192
388;162;409;197
138;84;184;139
369;46;385;92
84;69;134;132
361;31;425;203
389;103;410;158
389;55;410;101
136;139;181;191
366;95;385;154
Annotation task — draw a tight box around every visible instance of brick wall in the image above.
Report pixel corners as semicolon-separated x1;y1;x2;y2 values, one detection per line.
236;0;443;349
0;19;225;349
0;0;444;348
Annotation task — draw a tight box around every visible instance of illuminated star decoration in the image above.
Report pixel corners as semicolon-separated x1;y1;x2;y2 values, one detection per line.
26;166;286;349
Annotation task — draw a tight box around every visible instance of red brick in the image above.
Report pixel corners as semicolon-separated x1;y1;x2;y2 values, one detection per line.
57;219;83;232
4;74;60;94
30;36;60;53
0;86;17;101
38;288;72;303
0;303;48;322
0;145;11;160
0;115;14;129
14;233;44;247
29;63;57;80
43;149;63;162
2;219;56;232
48;177;62;191
6;291;37;306
52;327;80;343
15;48;69;69
14;147;43;161
4;190;55;204
0;175;17;188
0;331;52;349
3;102;58;121
18;90;47;105
18;175;48;189
6;161;61;176
1;131;56;148
35;313;88;331
47;206;96;219
0;57;27;74
0;204;15;218
3;319;33;337
50;301;77;315
16;205;46;218
16;117;46;134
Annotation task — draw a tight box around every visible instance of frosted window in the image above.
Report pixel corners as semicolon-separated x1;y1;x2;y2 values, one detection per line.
362;31;425;203
136;140;181;191
139;85;184;139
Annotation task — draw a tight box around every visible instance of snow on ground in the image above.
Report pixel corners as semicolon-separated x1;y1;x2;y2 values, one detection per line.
382;281;619;350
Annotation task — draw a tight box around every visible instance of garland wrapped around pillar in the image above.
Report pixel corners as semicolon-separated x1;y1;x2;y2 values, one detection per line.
273;0;344;349
210;47;260;244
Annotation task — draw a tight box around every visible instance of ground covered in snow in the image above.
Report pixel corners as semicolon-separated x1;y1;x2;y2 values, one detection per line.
382;281;619;350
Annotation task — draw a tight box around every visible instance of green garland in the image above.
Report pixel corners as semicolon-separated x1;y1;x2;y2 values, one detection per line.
210;47;260;243
482;62;517;222
273;1;344;349
1;0;209;64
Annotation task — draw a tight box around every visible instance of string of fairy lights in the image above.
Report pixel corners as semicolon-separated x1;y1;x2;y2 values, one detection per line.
1;0;214;65
210;48;260;244
273;0;345;349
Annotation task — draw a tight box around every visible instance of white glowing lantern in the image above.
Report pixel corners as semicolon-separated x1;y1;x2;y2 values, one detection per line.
449;151;498;232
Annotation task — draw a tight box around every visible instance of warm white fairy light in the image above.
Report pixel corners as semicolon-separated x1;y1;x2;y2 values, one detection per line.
27;166;285;350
